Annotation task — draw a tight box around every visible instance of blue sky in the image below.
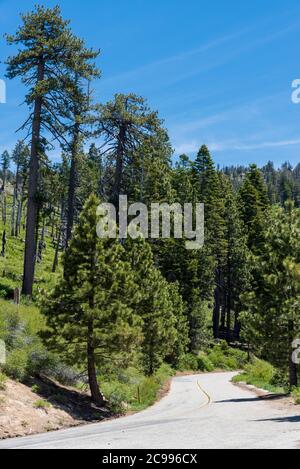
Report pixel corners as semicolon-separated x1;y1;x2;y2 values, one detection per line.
1;0;300;167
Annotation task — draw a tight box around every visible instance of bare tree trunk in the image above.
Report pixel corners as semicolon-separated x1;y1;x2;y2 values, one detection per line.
87;321;105;406
52;224;62;273
289;320;298;388
1;230;6;258
66;124;80;244
16;196;24;237
11;162;20;237
22;58;44;296
111;125;125;210
213;268;221;338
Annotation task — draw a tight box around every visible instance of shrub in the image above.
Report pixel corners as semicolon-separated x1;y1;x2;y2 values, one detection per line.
102;364;173;413
244;360;276;383
197;352;214;372
3;348;28;381
33;399;51;411
155;363;174;384
232;359;284;393
45;361;80;386
0;372;7;390
292;388;300;405
207;342;248;370
31;384;40;394
177;353;199;371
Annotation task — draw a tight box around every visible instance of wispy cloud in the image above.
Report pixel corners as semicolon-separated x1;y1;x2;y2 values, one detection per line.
100;28;249;87
100;16;300;92
175;137;300;155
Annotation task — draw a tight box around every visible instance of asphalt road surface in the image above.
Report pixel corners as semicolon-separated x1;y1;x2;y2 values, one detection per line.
0;371;299;449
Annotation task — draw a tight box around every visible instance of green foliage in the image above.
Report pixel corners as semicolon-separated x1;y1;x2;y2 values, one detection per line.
0;300;54;381
240;203;300;385
33;399;51;411
232;360;285;394
207;341;248;370
177;353;199;372
41;195;143;402
102;364;174;413
3;348;28;381
197;352;214;372
31;384;40;394
0;372;7;390
292;388;300;404
124;237;189;375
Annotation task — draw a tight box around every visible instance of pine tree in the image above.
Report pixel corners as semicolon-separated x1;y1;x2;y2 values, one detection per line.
123;237;187;375
0;150;10;224
11;141;30;237
241;202;300;387
6;5;99;295
238;164;269;252
96;94;162;209
192;146;226;338
65;67;99;243
41;195;142;404
220;175;250;340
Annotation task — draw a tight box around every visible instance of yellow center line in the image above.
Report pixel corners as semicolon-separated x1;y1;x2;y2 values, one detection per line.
197;380;212;409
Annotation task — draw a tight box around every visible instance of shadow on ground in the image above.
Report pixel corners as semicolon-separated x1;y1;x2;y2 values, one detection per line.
215;394;289;404
255;415;300;423
25;376;112;422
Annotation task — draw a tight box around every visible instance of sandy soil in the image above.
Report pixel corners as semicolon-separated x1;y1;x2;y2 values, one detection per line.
0;376;111;439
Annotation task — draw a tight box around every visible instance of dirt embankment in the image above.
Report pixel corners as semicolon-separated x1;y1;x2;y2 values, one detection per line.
0;376;112;439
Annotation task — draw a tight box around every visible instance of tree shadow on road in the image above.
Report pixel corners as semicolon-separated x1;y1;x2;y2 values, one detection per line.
255;415;300;423
215;394;289;404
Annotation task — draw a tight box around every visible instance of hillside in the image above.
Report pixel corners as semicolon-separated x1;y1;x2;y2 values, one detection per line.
0;375;110;439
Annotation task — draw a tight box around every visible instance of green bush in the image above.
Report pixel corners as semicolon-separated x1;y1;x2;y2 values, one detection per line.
197;352;214;372
31;384;40;394
101;364;173;413
33;399;51;411
45;361;79;386
155;363;174;384
207;342;248;370
232;359;285;393
0;372;7;390
177;353;199;371
3;348;28;381
244;360;276;383
0;305;55;382
292;388;300;404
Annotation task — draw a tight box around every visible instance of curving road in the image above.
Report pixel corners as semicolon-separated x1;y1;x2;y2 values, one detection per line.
0;372;299;449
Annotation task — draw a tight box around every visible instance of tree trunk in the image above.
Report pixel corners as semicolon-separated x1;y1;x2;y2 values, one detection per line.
289;320;298;388
16;196;24;237
66;124;80;244
87;321;105;406
22;58;45;296
2;195;6;226
1;230;6;257
11;162;20;237
52;224;62;273
213;268;221;338
2;170;6;224
111;125;125;210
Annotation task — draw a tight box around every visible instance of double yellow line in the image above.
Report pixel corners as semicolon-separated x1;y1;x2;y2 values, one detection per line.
197;380;212;409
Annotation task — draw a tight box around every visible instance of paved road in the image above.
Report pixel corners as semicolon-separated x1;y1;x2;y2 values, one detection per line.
0;372;299;449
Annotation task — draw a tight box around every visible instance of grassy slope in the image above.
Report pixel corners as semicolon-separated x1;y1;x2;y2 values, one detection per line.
0;193;61;300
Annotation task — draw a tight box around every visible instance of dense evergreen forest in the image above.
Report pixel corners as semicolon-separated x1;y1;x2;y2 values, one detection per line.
0;5;299;407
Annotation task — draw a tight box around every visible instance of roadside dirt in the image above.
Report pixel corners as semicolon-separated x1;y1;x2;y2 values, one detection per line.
0;376;112;439
233;381;299;413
